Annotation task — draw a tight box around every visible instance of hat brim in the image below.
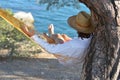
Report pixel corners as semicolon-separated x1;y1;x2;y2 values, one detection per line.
67;16;94;33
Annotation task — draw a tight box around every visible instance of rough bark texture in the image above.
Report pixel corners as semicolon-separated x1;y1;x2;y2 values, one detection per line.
79;0;120;80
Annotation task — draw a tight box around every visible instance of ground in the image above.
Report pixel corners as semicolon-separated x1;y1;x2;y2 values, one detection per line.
0;52;82;80
0;40;82;80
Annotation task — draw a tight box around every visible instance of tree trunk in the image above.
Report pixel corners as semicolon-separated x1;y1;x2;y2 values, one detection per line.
79;0;120;80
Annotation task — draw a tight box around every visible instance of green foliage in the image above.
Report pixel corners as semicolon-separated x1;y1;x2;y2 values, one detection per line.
37;0;80;10
0;9;42;57
0;9;27;49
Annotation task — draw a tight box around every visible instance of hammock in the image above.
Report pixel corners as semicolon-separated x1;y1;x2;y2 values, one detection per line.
0;8;79;63
0;8;46;52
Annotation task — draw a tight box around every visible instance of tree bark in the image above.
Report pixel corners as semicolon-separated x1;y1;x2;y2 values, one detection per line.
79;0;120;80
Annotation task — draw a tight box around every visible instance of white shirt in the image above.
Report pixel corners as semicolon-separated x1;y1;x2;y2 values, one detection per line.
31;35;92;66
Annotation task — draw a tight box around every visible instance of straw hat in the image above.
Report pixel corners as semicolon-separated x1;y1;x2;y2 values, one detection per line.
67;11;94;33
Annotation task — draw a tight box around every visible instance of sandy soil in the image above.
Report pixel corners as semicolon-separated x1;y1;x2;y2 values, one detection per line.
0;52;82;80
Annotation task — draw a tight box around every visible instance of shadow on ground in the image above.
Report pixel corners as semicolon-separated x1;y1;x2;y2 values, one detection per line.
0;56;81;80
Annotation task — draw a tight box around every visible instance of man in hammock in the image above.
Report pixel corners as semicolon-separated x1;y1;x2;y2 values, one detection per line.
21;11;95;66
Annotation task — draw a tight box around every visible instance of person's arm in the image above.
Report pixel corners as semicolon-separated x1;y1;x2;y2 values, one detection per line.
21;25;35;37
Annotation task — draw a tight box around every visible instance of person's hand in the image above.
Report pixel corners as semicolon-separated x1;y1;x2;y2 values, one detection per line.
21;25;35;37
